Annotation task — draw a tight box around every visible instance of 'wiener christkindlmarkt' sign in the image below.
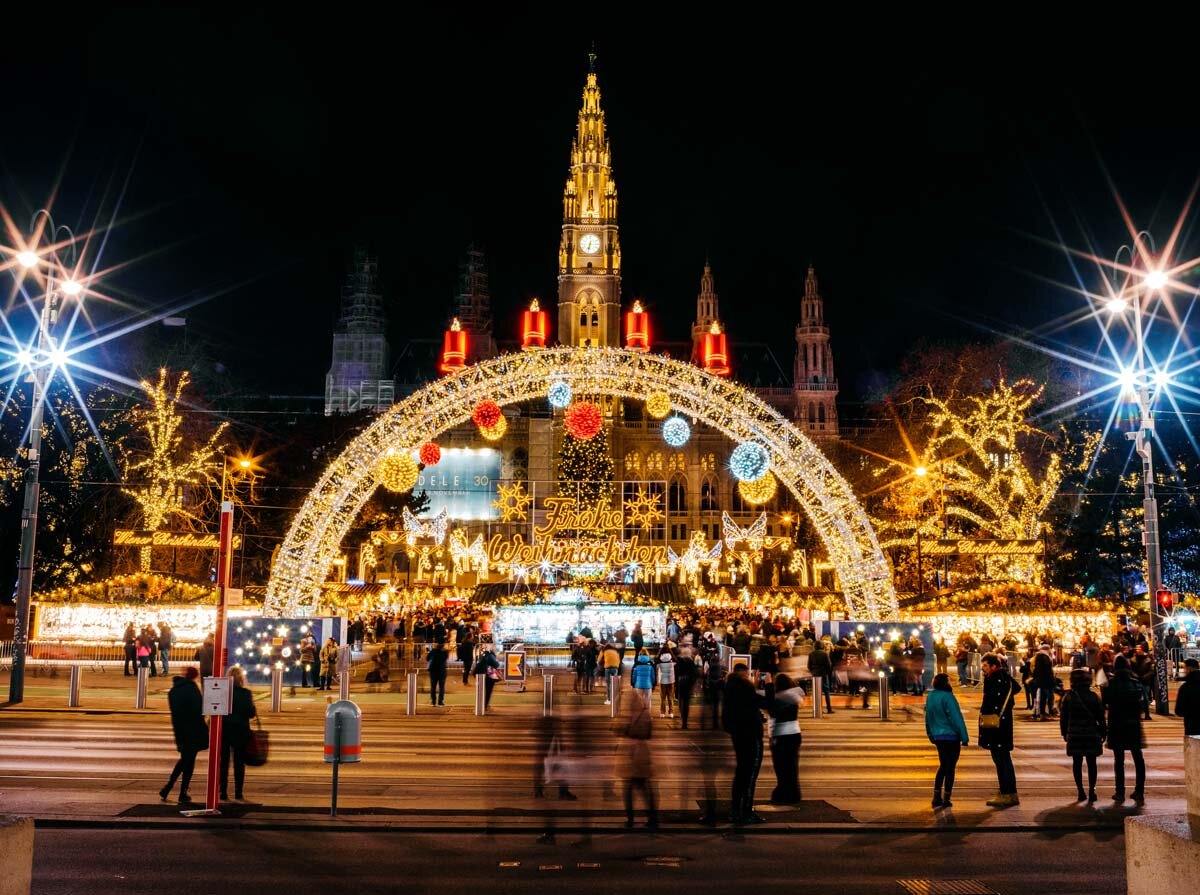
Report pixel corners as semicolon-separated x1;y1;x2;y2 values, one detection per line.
113;530;243;549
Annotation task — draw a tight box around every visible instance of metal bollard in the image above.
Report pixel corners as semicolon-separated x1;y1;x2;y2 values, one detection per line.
475;672;487;716
543;673;554;717
135;666;148;709
68;664;82;707
878;672;890;720
339;669;350;701
406;672;417;715
271;666;283;712
811;676;822;720
608;674;620;718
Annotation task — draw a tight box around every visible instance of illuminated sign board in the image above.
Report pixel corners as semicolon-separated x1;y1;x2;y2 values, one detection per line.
416;448;501;520
114;530;243;549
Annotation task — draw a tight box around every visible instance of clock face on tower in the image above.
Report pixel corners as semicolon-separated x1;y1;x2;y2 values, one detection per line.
579;234;601;255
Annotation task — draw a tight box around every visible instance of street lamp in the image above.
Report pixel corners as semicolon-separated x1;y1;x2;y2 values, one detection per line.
6;211;87;704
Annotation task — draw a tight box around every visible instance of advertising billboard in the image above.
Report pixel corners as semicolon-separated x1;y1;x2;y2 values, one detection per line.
417;447;501;520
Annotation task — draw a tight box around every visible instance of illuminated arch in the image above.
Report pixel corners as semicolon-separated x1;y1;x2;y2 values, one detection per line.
265;347;898;618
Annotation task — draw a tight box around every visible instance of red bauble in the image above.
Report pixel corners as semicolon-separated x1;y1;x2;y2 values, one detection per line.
471;399;503;429
418;442;441;466
564;401;603;440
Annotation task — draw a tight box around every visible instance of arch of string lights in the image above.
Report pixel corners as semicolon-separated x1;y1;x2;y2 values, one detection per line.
264;347;898;619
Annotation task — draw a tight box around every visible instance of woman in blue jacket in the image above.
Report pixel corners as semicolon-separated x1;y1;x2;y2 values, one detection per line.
925;672;969;808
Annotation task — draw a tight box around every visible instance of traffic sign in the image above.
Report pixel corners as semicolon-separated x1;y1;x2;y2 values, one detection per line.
504;650;526;681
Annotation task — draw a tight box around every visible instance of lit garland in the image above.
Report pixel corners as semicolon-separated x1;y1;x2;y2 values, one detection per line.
418;441;442;466
645;390;671;419
908;611;1119;649
662;415;690;447
377;450;419;493
547;380;572;409
738;471;777;505
902;582;1107;614
471;399;503;429
564;401;603;440
729;442;770;482
34;603;235;643
35;574;220;605
479;416;508;441
264;347;897;620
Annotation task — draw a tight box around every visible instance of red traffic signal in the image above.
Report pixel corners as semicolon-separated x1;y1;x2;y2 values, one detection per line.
1155;588;1174;612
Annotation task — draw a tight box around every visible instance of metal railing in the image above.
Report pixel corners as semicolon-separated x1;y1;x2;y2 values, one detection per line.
0;639;202;670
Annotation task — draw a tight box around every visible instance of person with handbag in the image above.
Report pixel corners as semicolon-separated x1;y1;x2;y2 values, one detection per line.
220;666;257;801
1059;661;1105;802
978;653;1022;808
1104;654;1147;805
616;688;657;829
768;673;804;805
473;646;501;709
160;667;208;805
925;672;969;808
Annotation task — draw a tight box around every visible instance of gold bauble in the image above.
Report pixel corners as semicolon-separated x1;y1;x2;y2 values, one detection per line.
377;451;419;493
479;415;508;441
738;471;777;505
645;390;671;419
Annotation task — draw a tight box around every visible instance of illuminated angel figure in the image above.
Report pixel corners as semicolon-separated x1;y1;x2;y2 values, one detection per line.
723;511;777;584
673;530;723;586
449;528;488;576
402;507;449;548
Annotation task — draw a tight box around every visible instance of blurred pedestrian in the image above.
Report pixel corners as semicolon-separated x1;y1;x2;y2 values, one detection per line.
1175;658;1200;735
925;673;969;808
160;666;207;805
979;653;1021;808
723;662;772;824
631;649;656;703
675;649;698;729
194;633;215;679
123;623;137;676
616;688;657;829
457;630;476;685
318;637;338;690
656;645;676;718
1105;654;1147;805
1059;663;1105;802
220;666;256;801
427;640;449;706
807;639;834;714
768;673;804;805
703;650;725;729
474;645;501;709
158;623;174;676
601;641;621;704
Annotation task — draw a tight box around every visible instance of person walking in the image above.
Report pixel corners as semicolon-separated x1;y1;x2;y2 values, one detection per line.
979;653;1021;807
1059;663;1105;802
158;623;174;676
616;689;657;829
194;633;215;679
299;636;318;688
934;637;950;677
1104;654;1147;805
1032;644;1056;720
807;639;834;714
123;623;137;676
457;631;476;686
925;673;969;808
1130;645;1156;719
723;662;772;825
601;640;622;704
473;646;501;709
703;649;725;729
675;649;698;729
318;637;338;690
220;666;256;801
160;667;208;805
656;645;676;718
1175;658;1200;735
631;650;657;705
427;641;449;706
768;673;804;805
631;620;645;657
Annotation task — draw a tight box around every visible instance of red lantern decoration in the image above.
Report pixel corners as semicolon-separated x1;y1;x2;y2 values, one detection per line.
471;399;503;429
564;401;603;440
439;318;468;374
418;441;441;466
522;298;549;350
703;321;730;376
625;299;650;352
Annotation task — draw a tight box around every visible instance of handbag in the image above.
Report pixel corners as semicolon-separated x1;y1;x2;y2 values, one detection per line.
486;666;502;680
244;718;269;767
979;681;1015;730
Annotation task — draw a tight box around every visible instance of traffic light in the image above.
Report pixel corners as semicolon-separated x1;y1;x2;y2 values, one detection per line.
1155;588;1174;613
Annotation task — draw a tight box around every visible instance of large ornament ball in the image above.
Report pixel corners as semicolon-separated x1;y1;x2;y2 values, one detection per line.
729;442;771;482
418;441;442;466
564;401;603;440
738;471;777;505
378;450;419;493
479;416;508;442
547;380;572;409
645;391;671;419
662;415;691;447
471;399;503;429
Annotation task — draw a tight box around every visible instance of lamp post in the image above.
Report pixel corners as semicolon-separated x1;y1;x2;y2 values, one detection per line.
1107;249;1171;716
6;213;85;704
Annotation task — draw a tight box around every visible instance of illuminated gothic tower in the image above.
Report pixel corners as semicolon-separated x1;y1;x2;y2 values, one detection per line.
557;55;622;347
690;261;720;363
794;265;839;438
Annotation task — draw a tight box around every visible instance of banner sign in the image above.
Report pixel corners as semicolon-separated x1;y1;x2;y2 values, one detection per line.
921;538;1042;557
114;530;243;549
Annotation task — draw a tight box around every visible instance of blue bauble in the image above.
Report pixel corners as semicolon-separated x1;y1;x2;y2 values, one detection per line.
662;416;691;447
547;380;572;409
729;441;770;482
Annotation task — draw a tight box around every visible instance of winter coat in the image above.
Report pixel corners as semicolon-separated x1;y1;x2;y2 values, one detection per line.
631;655;657;690
1033;650;1056;685
427;645;449;676
807;646;832;677
1104;671;1147;751
222;685;256;749
1059;670;1106;757
194;642;215;678
655;654;676;685
722;673;772;736
978;669;1021;751
167;676;209;753
924;689;969;744
319;643;338;676
1175;670;1200;736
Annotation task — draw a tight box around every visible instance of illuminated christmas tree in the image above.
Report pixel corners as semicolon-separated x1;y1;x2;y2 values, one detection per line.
557;429;613;506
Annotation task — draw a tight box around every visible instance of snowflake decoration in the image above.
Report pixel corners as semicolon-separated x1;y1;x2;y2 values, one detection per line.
493;481;533;522
624;486;664;529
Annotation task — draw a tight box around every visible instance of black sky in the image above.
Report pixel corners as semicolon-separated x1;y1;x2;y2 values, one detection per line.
3;9;1198;414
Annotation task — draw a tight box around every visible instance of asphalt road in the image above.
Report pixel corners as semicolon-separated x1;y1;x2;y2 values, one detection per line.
31;829;1127;894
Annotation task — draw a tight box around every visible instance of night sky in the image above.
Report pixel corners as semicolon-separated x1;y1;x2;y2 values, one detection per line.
3;10;1197;415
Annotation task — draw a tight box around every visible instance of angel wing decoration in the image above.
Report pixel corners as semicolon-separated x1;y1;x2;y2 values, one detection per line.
402;507;449;548
722;511;767;551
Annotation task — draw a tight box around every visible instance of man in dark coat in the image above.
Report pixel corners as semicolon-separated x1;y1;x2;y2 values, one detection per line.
123;623;137;676
1175;658;1200;736
427;641;449;706
160;667;208;804
194;634;215;679
807;640;834;713
979;653;1022;808
722;663;773;825
1032;645;1056;719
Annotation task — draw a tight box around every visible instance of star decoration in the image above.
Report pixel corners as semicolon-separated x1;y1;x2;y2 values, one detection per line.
624;487;664;529
493;481;533;522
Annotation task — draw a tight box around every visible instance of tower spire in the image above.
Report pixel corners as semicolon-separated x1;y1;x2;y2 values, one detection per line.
691;261;720;362
794;265;838;439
